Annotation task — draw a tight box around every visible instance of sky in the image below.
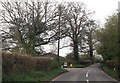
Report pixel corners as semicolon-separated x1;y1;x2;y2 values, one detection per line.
60;0;119;25
0;0;119;57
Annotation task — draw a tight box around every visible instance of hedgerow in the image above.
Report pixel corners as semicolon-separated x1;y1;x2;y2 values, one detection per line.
2;52;52;74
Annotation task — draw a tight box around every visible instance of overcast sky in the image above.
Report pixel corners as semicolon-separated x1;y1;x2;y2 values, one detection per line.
60;0;119;25
0;0;119;57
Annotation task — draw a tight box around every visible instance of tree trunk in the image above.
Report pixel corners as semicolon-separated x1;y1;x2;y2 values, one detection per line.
89;46;93;63
88;31;94;63
73;37;79;64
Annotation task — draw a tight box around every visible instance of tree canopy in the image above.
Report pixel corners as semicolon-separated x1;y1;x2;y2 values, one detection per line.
96;13;118;62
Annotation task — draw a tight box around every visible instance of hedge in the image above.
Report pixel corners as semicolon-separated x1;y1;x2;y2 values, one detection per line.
2;52;52;74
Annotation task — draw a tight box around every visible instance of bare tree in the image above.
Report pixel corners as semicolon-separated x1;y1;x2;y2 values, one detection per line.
61;2;93;64
1;1;61;55
84;20;98;63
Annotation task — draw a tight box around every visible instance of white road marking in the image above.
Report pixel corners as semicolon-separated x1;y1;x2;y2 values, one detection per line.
87;68;92;74
86;68;93;78
86;73;88;77
85;67;93;83
86;79;89;83
101;70;118;82
52;73;64;81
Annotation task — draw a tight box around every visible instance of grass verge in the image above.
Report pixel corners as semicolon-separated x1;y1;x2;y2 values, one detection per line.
102;64;118;81
3;68;68;81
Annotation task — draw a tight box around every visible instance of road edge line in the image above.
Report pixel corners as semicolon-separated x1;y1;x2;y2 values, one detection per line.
52;70;69;81
101;69;119;82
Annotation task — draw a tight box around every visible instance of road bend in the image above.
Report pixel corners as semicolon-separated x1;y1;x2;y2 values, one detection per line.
52;63;119;83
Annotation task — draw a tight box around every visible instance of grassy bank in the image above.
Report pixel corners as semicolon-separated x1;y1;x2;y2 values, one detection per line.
3;68;68;81
102;64;118;81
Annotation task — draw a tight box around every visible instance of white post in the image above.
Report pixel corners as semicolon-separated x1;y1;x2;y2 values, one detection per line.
114;68;116;71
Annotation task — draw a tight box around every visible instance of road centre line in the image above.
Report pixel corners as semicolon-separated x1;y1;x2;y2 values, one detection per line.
86;67;94;83
86;73;88;77
86;68;93;78
86;79;89;83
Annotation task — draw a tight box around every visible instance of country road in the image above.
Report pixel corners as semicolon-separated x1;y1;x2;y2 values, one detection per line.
52;63;119;83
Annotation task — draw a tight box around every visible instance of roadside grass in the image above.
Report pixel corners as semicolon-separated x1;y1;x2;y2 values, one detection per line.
3;68;68;81
103;64;118;81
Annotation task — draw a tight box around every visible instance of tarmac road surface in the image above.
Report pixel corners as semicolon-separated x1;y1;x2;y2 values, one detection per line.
52;63;119;83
